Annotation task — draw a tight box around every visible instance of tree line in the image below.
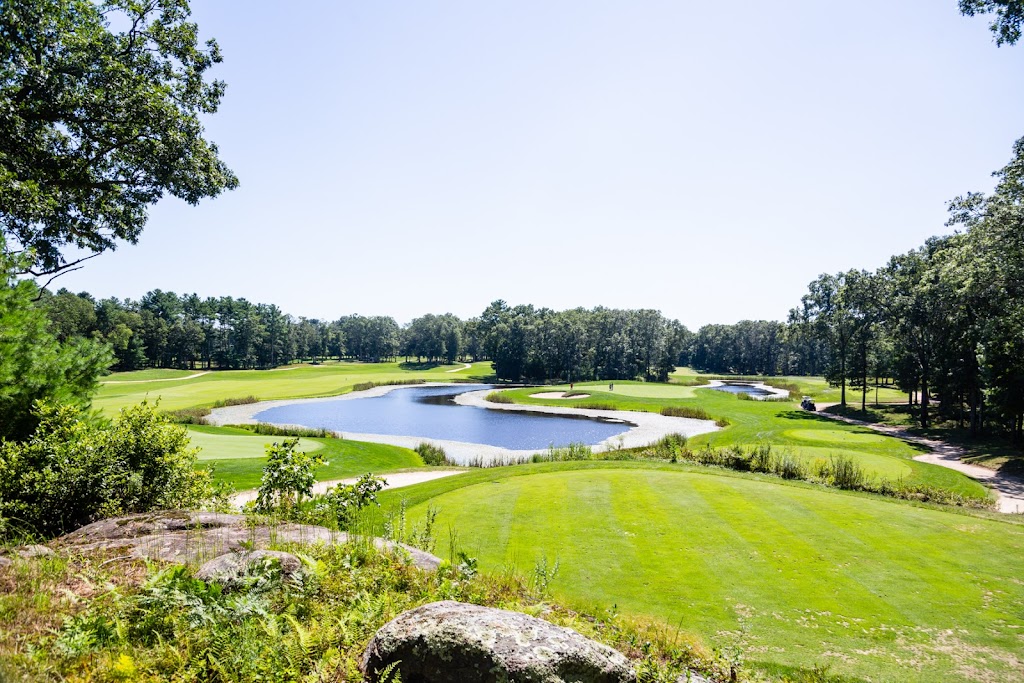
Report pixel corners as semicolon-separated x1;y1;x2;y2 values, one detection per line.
39;291;696;382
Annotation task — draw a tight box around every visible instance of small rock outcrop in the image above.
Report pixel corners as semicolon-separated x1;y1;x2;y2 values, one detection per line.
196;550;303;588
362;600;637;683
57;511;441;570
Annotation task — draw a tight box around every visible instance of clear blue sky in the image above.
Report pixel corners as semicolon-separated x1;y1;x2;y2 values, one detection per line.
59;0;1024;330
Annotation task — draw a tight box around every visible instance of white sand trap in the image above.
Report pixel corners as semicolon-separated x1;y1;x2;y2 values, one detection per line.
531;391;591;399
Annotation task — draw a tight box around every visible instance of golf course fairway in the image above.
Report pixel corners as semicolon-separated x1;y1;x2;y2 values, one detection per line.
391;463;1024;682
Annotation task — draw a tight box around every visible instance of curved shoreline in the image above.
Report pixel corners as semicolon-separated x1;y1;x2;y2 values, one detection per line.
206;383;720;466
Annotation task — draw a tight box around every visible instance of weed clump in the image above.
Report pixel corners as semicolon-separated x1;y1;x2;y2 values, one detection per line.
415;442;455;466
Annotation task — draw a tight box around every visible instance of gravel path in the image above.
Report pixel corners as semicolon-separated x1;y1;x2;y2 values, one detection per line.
818;411;1024;513
207;383;720;466
445;363;472;373
230;469;465;508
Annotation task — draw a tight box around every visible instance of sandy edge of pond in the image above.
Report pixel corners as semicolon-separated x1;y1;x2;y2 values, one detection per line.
206;383;719;466
230;469;466;508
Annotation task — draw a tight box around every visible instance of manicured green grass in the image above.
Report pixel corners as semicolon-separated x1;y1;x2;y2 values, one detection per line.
499;384;990;500
94;360;494;415
187;426;323;460
383;462;1024;682
192;426;427;490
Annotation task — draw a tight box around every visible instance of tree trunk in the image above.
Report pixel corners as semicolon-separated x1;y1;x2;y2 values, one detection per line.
920;378;930;429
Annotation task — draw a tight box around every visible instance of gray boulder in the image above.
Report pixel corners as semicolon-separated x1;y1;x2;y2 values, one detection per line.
17;544;54;558
362;600;636;683
57;511;441;570
195;550;302;588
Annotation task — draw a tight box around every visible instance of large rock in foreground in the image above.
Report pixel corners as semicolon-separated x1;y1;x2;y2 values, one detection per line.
362;600;637;683
57;511;441;571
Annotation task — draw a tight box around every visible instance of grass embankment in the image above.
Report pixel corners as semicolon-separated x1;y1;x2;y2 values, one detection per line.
501;382;990;501
187;425;426;490
380;461;1024;683
94;360;493;415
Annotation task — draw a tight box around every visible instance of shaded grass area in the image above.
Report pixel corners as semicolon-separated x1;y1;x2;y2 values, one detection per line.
192;426;425;490
379;462;1024;683
497;384;990;500
94;360;494;415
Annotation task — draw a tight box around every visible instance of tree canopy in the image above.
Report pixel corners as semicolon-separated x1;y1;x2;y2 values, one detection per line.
0;0;237;274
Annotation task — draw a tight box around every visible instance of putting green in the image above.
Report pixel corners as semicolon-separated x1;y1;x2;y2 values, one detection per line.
188;429;322;461
564;381;703;399
399;464;1024;682
785;428;893;447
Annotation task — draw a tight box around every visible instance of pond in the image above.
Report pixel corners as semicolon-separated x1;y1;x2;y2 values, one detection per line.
253;384;632;450
711;383;772;397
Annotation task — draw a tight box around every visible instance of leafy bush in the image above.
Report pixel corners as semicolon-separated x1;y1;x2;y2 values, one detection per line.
485;391;514;404
415;442;454;466
0;401;214;538
310;473;385;529
254;439;326;513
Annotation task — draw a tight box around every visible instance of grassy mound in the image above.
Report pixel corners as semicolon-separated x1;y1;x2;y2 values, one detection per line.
382;462;1024;682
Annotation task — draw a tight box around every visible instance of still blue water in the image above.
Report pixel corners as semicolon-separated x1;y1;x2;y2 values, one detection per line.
712;383;771;396
254;384;631;450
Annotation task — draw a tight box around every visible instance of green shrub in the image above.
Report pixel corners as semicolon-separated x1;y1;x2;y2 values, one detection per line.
254;439;326;513
538;442;594;461
660;405;711;420
308;473;385;529
230;423;332;438
485;391;514;404
415;442;454;466
163;406;211;424
0;401;214;539
819;455;867;490
211;396;259;407
574;402;617;411
352;379;426;392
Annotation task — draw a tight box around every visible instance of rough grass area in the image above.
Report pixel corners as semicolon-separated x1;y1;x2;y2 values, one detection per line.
382;462;1024;683
0;539;735;682
94;361;495;415
190;426;425;490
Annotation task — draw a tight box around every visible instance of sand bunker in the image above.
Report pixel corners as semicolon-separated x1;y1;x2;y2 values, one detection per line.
531;391;591;399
